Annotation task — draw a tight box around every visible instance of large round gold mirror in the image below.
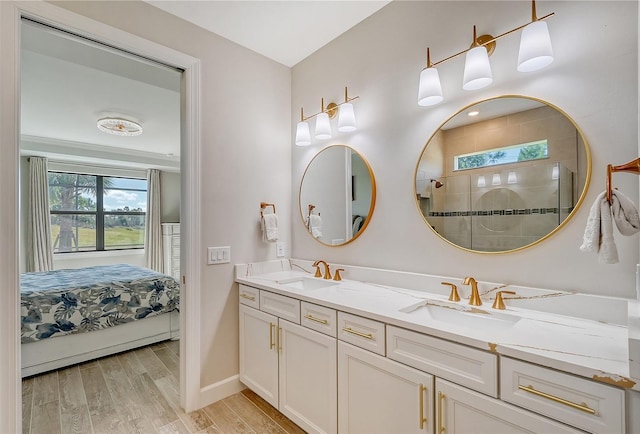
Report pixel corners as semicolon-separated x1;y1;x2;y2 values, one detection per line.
415;95;591;253
300;145;376;246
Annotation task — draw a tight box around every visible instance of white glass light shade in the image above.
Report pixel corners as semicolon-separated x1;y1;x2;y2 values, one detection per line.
507;171;517;184
477;175;486;188
338;103;357;132
463;46;493;91
551;165;559;180
295;121;311;146
314;112;331;139
518;20;554;72
418;67;444;107
492;173;501;186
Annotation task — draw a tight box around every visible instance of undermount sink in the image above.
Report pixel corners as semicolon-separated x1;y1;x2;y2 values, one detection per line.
277;277;340;291
399;301;521;332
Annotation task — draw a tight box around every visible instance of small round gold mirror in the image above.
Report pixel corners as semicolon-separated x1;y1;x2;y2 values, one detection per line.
415;95;591;253
300;145;376;246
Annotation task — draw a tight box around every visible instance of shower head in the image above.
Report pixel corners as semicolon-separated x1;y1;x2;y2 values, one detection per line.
430;179;445;189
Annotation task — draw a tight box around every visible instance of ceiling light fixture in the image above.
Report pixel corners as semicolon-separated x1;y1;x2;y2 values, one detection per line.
97;117;143;137
295;87;359;146
417;0;554;106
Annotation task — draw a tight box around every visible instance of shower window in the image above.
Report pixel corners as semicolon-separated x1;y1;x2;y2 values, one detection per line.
454;140;548;171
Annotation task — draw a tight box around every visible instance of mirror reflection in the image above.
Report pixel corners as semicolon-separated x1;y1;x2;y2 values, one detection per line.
415;96;590;253
300;145;376;246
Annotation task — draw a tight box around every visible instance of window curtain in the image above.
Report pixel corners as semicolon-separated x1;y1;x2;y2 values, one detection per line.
145;169;163;272
28;157;54;272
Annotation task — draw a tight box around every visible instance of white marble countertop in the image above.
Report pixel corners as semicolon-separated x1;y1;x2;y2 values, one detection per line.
236;260;638;392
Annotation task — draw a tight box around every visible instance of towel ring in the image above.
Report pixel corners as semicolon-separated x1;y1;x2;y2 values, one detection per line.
260;202;276;218
606;158;640;203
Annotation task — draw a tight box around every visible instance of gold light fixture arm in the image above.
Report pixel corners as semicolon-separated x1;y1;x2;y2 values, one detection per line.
606;157;640;203
428;0;554;68
299;87;360;122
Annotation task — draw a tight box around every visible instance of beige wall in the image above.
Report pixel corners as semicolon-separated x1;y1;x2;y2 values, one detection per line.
292;1;639;298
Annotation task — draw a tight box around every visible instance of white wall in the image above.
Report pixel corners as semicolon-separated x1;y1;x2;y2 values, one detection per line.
292;1;639;299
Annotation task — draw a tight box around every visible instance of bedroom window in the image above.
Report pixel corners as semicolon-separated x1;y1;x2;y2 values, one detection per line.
48;172;147;253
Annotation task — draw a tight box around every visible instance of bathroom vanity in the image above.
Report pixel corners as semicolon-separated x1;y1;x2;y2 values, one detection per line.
236;259;639;434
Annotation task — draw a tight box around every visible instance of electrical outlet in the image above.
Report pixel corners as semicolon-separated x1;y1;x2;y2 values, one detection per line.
276;242;285;257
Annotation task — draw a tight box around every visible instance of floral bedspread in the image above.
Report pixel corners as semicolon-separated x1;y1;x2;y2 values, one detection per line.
20;264;179;343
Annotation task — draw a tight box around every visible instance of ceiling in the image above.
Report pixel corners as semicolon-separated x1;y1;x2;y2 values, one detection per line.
20;2;390;171
145;1;391;67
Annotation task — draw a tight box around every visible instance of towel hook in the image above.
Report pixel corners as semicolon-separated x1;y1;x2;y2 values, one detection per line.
607;158;640;203
260;202;276;218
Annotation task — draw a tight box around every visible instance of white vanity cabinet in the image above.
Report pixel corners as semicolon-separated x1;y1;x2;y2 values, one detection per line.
435;378;583;433
338;341;434;433
238;287;337;434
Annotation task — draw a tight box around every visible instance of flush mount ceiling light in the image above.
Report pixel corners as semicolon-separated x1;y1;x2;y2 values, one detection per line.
295;87;359;146
97;117;143;137
417;0;554;107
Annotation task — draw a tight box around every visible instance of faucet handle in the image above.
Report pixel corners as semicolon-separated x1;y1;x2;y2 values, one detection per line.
492;291;516;310
441;282;460;302
323;264;332;280
334;268;344;281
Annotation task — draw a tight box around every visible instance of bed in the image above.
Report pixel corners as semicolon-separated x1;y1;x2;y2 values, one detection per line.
20;264;180;377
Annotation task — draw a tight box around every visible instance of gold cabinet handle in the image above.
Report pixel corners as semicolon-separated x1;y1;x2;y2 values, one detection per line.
278;326;282;352
304;314;328;325
342;327;373;340
419;384;427;429
240;293;255;301
518;385;596;415
438;391;445;433
269;322;275;350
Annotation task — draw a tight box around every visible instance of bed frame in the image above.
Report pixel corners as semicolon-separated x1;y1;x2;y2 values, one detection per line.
21;310;179;377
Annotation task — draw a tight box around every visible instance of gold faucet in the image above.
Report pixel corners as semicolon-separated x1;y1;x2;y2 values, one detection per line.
312;260;332;280
462;277;482;306
492;291;516;310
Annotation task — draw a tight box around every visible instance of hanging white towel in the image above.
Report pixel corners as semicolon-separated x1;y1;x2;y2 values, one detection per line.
309;214;322;239
261;213;278;243
580;190;640;264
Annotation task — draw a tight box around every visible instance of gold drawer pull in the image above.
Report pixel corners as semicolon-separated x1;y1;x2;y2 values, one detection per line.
518;385;596;415
269;322;275;350
240;293;255;301
438;391;445;433
304;314;328;325
419;384;427;429
342;327;374;340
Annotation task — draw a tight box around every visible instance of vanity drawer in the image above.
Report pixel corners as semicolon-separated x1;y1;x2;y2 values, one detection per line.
500;357;625;434
238;284;259;309
386;325;498;397
260;290;300;324
338;311;385;356
301;302;337;337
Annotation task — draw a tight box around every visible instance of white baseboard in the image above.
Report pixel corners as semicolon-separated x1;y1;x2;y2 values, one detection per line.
199;375;245;408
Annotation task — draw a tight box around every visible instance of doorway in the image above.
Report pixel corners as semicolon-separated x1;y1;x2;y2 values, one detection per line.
0;2;203;430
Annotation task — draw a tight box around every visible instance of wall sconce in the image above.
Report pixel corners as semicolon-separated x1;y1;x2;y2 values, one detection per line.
551;164;559;180
477;175;486;188
295;87;360;146
507;171;518;184
492;173;501;186
417;0;554;107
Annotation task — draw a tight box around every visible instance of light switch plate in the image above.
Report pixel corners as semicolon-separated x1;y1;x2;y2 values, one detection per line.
207;246;231;265
276;242;285;257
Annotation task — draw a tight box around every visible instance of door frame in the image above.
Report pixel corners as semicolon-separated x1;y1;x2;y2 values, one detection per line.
0;2;202;431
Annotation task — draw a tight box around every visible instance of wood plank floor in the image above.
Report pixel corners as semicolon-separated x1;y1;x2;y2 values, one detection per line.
22;341;306;434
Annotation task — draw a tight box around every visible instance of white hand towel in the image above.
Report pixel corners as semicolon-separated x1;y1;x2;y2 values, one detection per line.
261;213;278;243
309;214;322;239
580;190;640;264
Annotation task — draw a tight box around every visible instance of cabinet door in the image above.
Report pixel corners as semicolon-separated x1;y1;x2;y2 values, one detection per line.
239;304;279;407
338;341;434;434
279;320;337;434
436;379;582;434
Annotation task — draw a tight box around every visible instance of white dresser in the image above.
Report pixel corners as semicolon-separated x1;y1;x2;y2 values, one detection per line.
161;223;180;280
